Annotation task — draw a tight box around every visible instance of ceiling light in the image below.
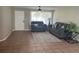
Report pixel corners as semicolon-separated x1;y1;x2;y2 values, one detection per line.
38;6;42;11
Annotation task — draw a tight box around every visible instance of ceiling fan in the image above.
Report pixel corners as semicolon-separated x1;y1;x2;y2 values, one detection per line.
38;6;42;11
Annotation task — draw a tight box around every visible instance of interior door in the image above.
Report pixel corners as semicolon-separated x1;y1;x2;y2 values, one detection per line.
15;11;24;30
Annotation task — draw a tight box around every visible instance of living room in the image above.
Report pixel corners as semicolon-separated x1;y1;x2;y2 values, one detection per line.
0;6;79;52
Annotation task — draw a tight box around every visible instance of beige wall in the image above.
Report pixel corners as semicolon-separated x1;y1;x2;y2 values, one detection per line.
0;7;3;40
0;6;12;40
11;7;15;31
53;7;79;26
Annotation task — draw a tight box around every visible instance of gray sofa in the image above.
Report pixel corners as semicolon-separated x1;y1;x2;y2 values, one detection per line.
49;22;68;39
31;21;47;32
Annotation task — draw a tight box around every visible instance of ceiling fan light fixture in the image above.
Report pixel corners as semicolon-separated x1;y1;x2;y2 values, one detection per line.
38;6;42;11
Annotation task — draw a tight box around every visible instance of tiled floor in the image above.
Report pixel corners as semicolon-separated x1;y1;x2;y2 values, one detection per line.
0;31;79;53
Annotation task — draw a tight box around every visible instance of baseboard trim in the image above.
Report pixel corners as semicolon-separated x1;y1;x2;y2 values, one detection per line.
0;31;12;42
13;29;31;31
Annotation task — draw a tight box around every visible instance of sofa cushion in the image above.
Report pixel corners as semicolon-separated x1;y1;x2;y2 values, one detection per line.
34;24;38;27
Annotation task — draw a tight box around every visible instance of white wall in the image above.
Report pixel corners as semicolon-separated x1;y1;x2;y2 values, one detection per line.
0;7;12;41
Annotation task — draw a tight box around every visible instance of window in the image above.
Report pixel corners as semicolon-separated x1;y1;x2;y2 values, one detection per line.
31;11;52;25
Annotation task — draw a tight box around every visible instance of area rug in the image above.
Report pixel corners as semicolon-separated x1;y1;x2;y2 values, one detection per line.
32;32;62;43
